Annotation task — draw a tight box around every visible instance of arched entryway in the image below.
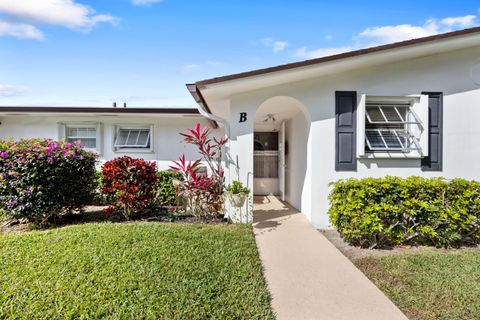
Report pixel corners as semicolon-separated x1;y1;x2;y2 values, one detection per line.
253;96;310;212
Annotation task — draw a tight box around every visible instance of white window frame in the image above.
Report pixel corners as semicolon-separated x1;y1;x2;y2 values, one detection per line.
357;94;429;159
58;122;102;154
113;124;154;153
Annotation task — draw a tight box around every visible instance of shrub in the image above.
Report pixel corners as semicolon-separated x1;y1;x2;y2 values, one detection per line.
328;176;480;248
92;170;111;205
155;171;183;207
171;123;227;218
0;139;97;222
100;156;158;218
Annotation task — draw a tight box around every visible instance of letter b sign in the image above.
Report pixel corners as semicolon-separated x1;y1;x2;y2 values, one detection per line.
239;112;247;123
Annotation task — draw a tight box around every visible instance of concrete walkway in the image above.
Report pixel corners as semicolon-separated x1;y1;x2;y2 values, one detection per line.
253;196;408;320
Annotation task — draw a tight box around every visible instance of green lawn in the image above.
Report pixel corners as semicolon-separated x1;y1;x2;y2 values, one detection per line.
356;251;480;320
0;222;273;319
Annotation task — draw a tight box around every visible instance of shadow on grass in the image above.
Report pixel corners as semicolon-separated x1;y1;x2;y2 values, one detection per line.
1;206;226;235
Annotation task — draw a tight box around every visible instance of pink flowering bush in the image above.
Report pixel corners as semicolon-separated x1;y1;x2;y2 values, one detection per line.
0;138;97;222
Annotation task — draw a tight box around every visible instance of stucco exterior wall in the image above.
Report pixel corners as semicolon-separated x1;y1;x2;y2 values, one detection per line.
285;110;310;216
0;115;217;170
224;45;480;228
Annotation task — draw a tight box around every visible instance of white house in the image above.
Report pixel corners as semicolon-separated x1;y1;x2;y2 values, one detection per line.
0;106;216;171
3;27;480;228
187;26;480;228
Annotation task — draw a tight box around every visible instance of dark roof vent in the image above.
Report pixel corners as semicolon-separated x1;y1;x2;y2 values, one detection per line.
112;102;117;108
123;102;127;108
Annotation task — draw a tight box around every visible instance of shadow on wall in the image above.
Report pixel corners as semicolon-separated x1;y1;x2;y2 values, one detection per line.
359;158;421;169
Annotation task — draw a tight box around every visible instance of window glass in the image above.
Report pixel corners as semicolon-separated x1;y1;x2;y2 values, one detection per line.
66;126;97;149
114;128;151;148
364;102;420;153
254;132;278;151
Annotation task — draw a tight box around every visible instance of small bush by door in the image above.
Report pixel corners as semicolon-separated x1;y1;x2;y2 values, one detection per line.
328;176;480;248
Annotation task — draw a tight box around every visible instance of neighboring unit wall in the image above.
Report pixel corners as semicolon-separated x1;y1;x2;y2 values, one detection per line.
222;45;480;228
0;115;219;170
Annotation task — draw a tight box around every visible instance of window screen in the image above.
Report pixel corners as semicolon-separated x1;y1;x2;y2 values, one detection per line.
254;153;279;178
114;129;151;148
254;132;279;178
365;102;421;152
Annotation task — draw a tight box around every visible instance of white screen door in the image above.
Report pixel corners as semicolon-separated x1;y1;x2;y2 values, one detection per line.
279;121;286;201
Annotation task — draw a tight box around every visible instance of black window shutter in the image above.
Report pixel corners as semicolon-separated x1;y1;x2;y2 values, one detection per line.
421;92;443;171
335;91;357;171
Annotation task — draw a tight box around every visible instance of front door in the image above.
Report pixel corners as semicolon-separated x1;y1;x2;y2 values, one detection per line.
253;131;280;195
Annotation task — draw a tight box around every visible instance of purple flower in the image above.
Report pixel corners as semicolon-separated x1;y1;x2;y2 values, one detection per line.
0;151;8;159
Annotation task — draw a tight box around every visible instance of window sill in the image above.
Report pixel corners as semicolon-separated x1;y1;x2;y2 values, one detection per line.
358;152;423;159
113;149;155;154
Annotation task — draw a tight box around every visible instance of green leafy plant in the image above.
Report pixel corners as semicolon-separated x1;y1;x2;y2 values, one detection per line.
328;176;480;248
155;171;183;207
226;181;250;195
0;138;97;223
225;180;250;208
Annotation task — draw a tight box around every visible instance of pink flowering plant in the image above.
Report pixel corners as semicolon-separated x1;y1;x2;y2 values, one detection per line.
0;138;97;223
171;123;227;217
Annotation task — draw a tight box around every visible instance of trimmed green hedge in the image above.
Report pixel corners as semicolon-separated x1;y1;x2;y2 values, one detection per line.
328;176;480;248
156;171;183;207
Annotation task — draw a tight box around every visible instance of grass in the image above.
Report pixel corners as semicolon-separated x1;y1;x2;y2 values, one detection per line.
356;250;480;320
0;222;273;319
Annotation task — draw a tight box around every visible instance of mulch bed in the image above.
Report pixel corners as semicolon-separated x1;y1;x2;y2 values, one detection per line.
1;205;226;235
320;229;480;261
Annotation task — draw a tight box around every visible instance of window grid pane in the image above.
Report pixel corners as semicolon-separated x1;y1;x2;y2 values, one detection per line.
365;102;420;153
66;126;97;149
115;129;151;148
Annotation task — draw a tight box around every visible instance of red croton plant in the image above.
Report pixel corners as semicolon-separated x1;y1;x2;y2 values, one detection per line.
171;123;227;217
101;156;158;219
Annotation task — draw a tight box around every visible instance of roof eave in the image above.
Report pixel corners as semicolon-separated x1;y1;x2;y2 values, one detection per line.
186;84;218;128
195;26;480;87
0;106;201;115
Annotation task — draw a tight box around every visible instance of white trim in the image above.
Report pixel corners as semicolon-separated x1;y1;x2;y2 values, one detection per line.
357;94;428;159
57;122;102;154
417;94;429;156
357;94;366;157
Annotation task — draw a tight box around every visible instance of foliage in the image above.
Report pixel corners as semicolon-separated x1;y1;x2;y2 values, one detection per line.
92;170;110;205
328;176;480;248
171;123;228;218
0;223;273;319
155;171;183;207
226;180;250;195
0;138;97;222
100;156;158;218
356;251;480;320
